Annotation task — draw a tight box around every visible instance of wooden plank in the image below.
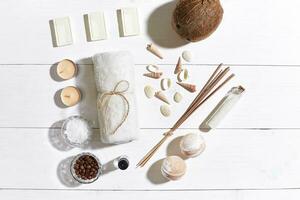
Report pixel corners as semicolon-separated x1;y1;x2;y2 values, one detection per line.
0;65;299;128
0;190;237;200
2;189;300;200
0;128;300;190
0;0;299;64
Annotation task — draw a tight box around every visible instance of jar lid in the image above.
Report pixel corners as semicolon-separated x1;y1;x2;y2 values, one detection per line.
180;133;205;152
161;156;186;177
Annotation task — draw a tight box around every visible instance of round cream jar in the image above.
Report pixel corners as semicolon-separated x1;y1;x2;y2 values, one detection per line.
161;156;186;181
180;133;206;158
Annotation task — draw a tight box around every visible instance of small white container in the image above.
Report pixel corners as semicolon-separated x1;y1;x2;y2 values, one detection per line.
180;133;206;158
161;156;186;181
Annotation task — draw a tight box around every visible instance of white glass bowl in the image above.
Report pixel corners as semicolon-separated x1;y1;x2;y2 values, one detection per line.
61;116;92;147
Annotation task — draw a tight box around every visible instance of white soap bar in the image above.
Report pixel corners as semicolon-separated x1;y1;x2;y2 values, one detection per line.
51;17;73;47
85;12;107;41
118;8;140;37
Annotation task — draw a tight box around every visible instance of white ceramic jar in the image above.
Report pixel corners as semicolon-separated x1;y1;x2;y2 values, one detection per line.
180;133;206;158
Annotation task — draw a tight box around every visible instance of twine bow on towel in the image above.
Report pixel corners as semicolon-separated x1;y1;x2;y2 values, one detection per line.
97;80;130;135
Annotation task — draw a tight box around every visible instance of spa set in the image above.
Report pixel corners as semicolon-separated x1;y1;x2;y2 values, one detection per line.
50;0;245;184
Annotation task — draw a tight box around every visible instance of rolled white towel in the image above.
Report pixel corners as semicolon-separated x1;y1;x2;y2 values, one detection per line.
92;51;139;144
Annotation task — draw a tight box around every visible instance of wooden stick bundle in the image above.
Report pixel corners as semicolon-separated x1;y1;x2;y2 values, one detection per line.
137;64;234;167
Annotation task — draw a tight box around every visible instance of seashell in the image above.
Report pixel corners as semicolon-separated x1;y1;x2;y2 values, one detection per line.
177;68;188;82
160;105;171;117
146;64;160;73
173;92;183;103
177;82;196;93
182;50;192;62
144;85;155;98
155;91;170;104
143;72;163;79
161;156;186;181
146;43;163;59
180;133;206;158
174;57;182;74
161;78;172;91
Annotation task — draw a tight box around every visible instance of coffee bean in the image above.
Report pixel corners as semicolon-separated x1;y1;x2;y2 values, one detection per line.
73;154;100;181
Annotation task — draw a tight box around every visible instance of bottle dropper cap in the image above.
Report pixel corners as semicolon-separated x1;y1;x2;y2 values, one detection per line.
117;156;129;170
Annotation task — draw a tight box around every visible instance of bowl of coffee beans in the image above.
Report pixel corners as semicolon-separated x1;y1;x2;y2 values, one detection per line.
70;152;102;184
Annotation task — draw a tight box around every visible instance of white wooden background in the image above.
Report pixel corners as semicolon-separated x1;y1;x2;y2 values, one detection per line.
1;0;300;199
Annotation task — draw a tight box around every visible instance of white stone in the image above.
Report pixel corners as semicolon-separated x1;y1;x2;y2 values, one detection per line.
182;50;192;62
174;92;183;103
144;85;155;98
160;105;171;117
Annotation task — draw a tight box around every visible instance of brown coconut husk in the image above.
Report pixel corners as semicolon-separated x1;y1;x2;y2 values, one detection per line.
172;0;223;42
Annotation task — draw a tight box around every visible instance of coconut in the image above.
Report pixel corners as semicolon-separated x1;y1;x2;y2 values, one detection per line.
172;0;223;42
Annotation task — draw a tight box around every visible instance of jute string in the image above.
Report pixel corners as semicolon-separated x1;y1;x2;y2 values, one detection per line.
97;80;130;135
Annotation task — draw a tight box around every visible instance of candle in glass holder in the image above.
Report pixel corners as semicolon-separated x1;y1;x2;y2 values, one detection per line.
57;59;78;80
60;86;81;107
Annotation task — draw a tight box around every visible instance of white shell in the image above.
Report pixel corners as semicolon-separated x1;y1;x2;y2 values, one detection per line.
155;91;170;104
182;50;192;62
143;72;163;79
161;78;172;91
180;133;205;157
173;92;183;103
147;43;163;59
160;105;171;117
177;69;188;82
174;57;182;74
144;85;155;98
146;64;160;73
177;82;196;93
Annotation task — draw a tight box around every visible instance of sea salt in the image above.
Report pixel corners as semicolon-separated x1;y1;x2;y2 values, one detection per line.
63;117;91;145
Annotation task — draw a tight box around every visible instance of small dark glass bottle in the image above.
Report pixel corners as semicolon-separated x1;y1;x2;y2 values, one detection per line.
114;156;129;170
